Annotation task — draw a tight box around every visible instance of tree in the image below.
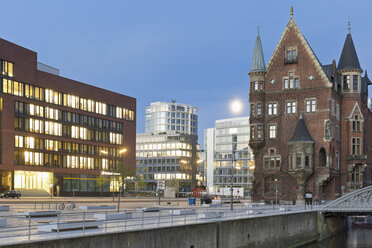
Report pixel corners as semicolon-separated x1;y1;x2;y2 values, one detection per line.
136;175;147;193
49;177;60;198
167;179;180;205
113;165;135;194
96;175;107;197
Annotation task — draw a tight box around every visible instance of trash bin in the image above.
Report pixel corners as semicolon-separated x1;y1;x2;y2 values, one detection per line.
188;198;196;205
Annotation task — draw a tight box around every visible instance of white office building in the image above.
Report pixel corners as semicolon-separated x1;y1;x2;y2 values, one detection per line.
204;117;254;196
145;101;198;135
137;101;200;190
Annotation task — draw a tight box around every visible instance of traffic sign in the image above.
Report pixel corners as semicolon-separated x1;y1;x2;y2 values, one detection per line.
157;180;165;190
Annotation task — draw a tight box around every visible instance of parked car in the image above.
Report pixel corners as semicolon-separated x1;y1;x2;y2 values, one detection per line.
0;190;21;198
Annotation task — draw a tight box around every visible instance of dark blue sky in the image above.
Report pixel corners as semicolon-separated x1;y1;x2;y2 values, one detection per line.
1;1;371;147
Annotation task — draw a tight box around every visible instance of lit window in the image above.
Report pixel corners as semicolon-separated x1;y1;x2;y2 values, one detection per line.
25;137;35;149
1;60;14;77
102;158;108;170
343;75;350;91
29;118;44;133
268;103;278;116
116;107;123;118
286;101;296;114
352;115;361;132
24;151;43;165
269;125;276;139
305;99;316;113
352;138;361;155
15;135;23;148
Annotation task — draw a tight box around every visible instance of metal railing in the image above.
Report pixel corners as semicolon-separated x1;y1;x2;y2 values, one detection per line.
0;202;321;246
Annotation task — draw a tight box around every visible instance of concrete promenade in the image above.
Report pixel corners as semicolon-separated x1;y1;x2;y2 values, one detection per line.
0;199;346;248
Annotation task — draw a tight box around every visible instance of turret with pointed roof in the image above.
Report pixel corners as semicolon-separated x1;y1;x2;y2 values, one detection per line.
250;28;266;73
289;113;314;143
338;33;362;71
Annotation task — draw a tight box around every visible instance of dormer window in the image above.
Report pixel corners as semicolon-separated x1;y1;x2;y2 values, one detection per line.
285;47;297;64
353;75;358;91
343;75;350;91
352;115;360;132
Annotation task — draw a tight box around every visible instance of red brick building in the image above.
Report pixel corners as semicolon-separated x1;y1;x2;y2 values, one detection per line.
0;38;136;196
249;9;372;202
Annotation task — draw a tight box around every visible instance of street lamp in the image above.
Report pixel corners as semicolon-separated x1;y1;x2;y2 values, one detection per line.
117;147;127;212
229;99;243;211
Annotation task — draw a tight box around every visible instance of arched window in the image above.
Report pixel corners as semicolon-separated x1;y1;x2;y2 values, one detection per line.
319;148;326;167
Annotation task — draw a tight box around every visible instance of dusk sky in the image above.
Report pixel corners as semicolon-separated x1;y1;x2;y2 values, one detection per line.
1;0;371;148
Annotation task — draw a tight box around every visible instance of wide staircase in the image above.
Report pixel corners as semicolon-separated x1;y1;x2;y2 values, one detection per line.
15;189;50;197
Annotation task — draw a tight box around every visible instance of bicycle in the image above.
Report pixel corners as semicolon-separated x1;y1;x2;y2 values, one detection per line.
58;201;76;210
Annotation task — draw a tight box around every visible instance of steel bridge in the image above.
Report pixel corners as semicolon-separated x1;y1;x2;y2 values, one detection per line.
323;185;372;215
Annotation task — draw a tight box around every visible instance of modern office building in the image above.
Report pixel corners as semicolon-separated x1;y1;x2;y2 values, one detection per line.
137;101;200;190
204;117;254;196
249;8;372;202
0;38;136;196
145;101;198;135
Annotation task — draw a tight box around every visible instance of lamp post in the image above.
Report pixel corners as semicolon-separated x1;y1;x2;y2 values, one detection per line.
230;148;235;210
102;148;127;212
117;148;127;212
229;99;243;210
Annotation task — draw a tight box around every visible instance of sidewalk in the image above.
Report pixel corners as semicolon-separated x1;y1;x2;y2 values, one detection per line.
0;196;189;204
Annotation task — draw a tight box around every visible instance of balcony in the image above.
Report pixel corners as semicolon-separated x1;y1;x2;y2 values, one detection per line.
284;58;298;64
346;154;367;161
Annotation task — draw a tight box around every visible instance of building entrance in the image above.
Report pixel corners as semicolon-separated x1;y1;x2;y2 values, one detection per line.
14;170;52;194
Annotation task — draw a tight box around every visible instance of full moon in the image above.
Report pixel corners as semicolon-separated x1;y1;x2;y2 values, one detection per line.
230;99;243;114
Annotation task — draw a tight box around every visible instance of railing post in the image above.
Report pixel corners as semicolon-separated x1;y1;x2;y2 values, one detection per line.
57;213;60;239
157;211;160;227
105;211;107;232
28;215;31;241
141;210;144;229
124;210;127;231
83;212;86;234
171;210;173;226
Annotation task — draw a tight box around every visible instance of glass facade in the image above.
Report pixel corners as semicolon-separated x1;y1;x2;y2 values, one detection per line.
205;117;254;195
145;102;198;135
136;133;197;189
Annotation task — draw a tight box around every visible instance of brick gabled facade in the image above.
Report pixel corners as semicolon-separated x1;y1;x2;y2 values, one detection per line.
249;12;372;202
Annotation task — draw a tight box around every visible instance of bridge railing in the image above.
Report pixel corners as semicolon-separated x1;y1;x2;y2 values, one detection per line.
0;203;320;246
